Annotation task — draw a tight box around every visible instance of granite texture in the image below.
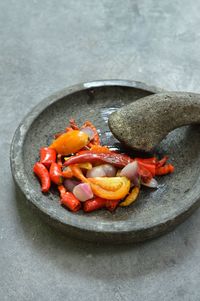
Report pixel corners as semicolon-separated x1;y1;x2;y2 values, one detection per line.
109;92;200;151
1;0;200;300
10;82;200;243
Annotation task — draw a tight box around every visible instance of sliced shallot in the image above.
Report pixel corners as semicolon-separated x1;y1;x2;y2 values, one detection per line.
80;127;95;141
73;183;94;202
86;166;106;178
100;164;117;177
120;161;138;181
86;164;117;178
142;178;158;188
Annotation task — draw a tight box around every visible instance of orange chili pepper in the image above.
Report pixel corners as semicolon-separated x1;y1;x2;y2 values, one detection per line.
156;156;169;168
54;132;65;139
62;166;74;178
49;130;89;155
90;145;113;154
33;162;51;192
76;145;117;156
69;164;88;182
65;127;73;133
155;164;174;175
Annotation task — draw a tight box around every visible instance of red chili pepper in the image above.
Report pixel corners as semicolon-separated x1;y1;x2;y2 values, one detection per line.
58;184;66;195
155;164;174;176
64;153;133;168
62;166;73;178
65;120;79;132
58;185;81;212
57;154;63;167
69;118;80;130
83;198;120;212
136;157;157;164
40;147;57;168
49;163;63;185
138;166;153;183
105;200;120;212
75;150;90;156
83;198;106;212
156;156;168;168
76;149;113;157
33;162;51;192
137;161;156;176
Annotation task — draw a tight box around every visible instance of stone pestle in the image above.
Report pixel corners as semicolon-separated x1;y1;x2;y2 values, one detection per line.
108;92;200;152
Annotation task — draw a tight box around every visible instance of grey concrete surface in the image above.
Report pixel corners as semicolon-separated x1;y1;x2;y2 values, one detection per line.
1;0;200;300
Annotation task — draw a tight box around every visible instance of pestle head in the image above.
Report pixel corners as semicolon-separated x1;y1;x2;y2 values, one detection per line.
108;92;200;152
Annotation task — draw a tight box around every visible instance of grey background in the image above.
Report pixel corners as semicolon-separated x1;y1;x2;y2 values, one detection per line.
1;0;200;300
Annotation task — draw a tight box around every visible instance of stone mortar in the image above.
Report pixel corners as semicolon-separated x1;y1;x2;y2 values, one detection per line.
10;81;200;243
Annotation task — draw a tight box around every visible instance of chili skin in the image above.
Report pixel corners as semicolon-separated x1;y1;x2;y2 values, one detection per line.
138;166;153;183
83;198;106;212
69;118;80;130
83;198;120;213
155;164;174;175
49;163;63;185
137;161;156;177
62;166;73;178
105;200;120;212
156;156;169;168
40;147;57;168
33;162;51;192
58;185;81;212
136;157;157;164
64;153;133;168
33;118;175;213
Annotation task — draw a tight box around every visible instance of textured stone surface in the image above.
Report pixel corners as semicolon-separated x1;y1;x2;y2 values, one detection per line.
1;0;200;300
10;82;200;243
109;92;200;151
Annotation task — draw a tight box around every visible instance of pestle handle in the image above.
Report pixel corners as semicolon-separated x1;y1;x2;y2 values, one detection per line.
108;92;200;152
